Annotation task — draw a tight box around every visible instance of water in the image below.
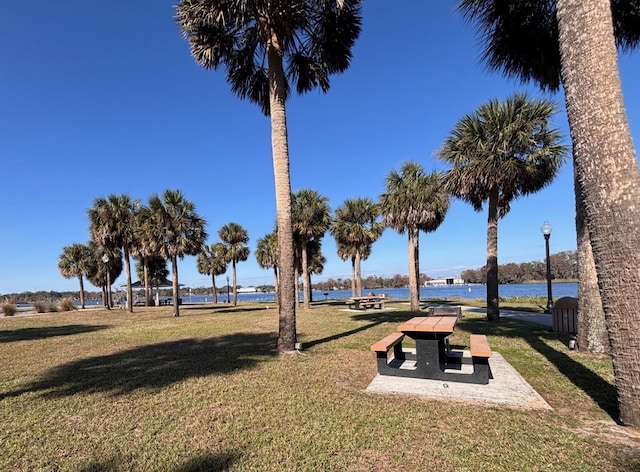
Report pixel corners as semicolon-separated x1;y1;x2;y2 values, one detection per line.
15;282;576;308
173;282;577;304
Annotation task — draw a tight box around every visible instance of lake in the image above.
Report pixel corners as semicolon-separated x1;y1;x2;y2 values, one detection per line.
176;282;577;304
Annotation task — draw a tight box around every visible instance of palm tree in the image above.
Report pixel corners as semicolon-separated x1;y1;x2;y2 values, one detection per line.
86;240;123;307
457;0;640;352
256;231;279;299
555;0;640;427
147;189;207;316
331;197;384;298
58;243;92;309
438;94;567;320
197;242;227;304
292;189;331;308
379;163;450;312
219;223;250;307
175;0;362;352
87;194;138;312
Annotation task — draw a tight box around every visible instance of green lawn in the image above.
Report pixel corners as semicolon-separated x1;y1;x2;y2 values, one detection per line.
0;300;636;471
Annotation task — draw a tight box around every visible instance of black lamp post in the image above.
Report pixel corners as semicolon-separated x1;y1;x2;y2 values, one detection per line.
541;221;553;314
102;254;111;310
226;275;230;303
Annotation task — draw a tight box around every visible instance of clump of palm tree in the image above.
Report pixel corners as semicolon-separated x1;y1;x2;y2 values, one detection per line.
379;162;450;312
439;93;567;321
88;194;138;312
175;0;363;352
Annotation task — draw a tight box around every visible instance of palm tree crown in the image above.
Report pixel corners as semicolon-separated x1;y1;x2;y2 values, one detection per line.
439;93;567;217
175;0;363;115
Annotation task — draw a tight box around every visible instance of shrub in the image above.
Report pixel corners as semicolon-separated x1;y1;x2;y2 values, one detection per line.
48;305;59;312
2;301;16;317
59;298;76;312
33;302;48;313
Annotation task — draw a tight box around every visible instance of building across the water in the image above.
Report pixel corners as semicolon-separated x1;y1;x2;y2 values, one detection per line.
425;277;465;287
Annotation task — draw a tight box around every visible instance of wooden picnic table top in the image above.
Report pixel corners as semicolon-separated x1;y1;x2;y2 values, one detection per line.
396;316;457;334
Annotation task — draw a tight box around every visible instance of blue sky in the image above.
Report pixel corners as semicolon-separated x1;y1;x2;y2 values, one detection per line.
1;2;638;295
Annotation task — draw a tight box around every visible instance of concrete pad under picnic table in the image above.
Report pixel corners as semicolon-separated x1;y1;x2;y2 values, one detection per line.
366;349;551;411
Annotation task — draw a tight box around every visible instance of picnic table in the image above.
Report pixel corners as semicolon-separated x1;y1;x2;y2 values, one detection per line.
347;295;384;310
370;316;493;384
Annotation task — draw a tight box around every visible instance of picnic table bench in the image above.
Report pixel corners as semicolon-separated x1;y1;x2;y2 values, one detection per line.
370;316;493;384
347;295;385;310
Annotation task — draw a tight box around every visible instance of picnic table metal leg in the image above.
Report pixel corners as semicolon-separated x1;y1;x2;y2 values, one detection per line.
415;338;442;378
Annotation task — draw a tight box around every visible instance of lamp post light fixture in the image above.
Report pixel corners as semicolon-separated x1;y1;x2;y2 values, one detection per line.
541;221;553;314
226;275;230;304
102;254;111;310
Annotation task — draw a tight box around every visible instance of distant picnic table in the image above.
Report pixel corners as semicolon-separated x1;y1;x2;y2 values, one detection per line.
346;295;385;310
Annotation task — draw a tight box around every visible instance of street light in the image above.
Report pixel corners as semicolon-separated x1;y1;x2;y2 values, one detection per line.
226;275;230;303
541;221;553;314
102;254;111;310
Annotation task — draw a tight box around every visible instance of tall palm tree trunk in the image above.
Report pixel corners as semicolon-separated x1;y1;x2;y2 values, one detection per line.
272;267;279;305
486;187;500;321
574;159;608;353
557;0;640;427
350;256;356;298
355;251;363;297
232;260;238;306
268;34;296;352
78;275;86;309
211;274;218;304
143;258;152;306
124;249;133;312
171;255;180;317
408;228;420;311
301;240;311;308
294;267;301;308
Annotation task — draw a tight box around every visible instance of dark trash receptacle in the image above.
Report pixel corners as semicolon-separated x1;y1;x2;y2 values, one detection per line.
552;297;578;333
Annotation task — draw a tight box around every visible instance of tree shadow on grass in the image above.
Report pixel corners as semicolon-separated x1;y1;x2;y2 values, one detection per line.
457;317;619;420
0;332;277;400
303;310;414;349
0;325;109;343
76;451;242;472
179;305;268;315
